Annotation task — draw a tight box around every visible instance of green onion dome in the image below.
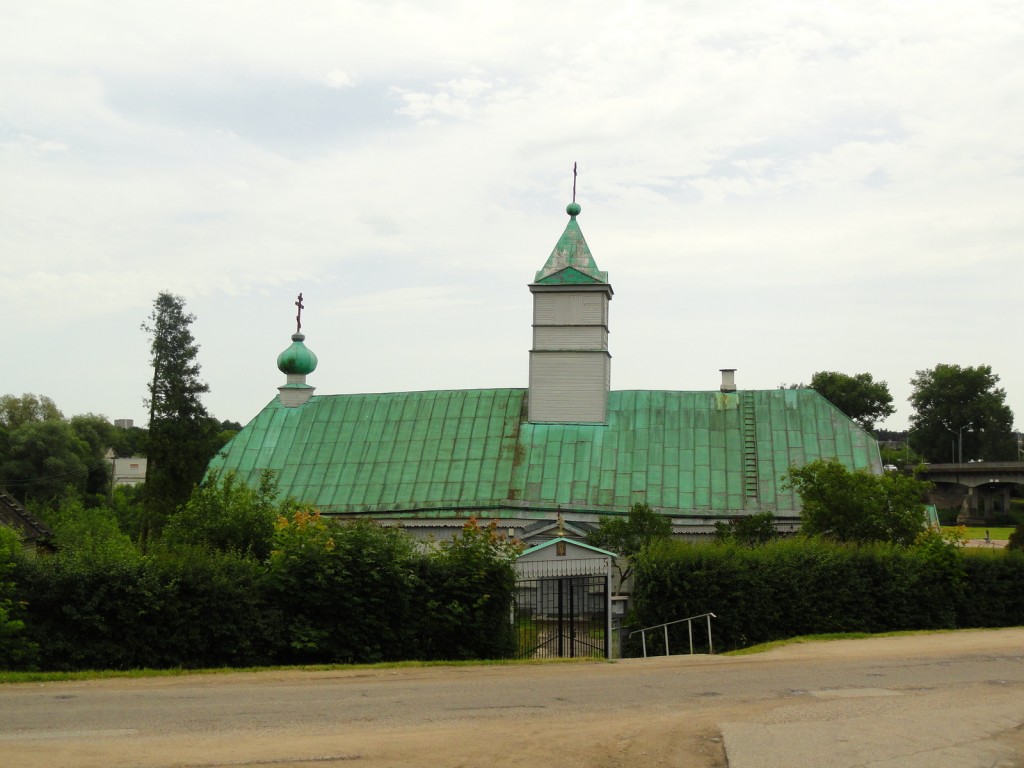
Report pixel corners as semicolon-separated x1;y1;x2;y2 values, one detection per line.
277;333;318;375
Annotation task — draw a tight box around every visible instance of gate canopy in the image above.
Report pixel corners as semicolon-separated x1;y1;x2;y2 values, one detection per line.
516;538;617;580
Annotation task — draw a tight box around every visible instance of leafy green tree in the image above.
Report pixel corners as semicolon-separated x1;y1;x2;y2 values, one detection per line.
109;425;149;458
141;293;219;535
163;470;281;560
0;420;93;504
69;414;116;499
587;502;672;591
0;395;124;508
879;440;924;469
713;511;779;546
785;458;931;546
107;484;148;543
810;371;895;432
0;394;63;429
908;364;1016;462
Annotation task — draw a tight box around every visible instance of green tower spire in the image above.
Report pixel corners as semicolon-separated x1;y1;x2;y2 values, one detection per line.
533;203;608;285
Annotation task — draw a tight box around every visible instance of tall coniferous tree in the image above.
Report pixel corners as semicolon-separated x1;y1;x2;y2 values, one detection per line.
142;293;216;536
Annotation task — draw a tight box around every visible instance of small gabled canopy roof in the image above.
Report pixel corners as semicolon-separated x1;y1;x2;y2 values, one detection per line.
519;537;617;559
533;204;608;285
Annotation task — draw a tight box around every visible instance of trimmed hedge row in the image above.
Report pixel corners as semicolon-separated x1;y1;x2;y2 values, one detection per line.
6;520;517;671
11;531;1020;669
16;551;276;671
629;539;1024;654
958;552;1024;628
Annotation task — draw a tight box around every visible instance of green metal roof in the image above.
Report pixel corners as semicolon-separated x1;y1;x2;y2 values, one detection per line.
211;387;880;521
533;206;609;285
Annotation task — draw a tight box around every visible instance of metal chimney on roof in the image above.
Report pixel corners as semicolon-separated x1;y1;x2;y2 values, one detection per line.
720;369;737;393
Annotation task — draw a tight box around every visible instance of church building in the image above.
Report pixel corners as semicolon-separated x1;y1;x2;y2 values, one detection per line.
210;200;880;541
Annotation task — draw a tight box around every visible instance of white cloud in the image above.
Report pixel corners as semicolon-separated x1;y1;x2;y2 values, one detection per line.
1;0;1023;429
323;69;355;89
326;286;477;316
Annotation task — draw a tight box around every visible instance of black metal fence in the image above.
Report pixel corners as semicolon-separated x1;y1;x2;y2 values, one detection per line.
515;574;608;659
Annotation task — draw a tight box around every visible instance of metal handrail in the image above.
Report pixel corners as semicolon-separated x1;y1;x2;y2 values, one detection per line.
628;612;716;657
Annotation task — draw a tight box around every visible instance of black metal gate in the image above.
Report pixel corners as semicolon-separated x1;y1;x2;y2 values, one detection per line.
515;574;608;659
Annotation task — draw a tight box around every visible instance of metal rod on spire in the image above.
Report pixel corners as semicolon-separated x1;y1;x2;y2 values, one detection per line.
572;162;577;203
295;292;304;334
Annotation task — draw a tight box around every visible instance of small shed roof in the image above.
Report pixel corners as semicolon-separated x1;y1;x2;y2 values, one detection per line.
0;491;53;546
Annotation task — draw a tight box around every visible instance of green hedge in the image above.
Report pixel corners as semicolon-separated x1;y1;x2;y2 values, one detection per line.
957;550;1024;628
629;539;1022;654
4;517;518;671
15;550;277;671
13;528;1020;670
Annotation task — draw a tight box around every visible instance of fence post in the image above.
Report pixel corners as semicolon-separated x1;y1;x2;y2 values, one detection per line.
605;568;612;659
688;618;694;654
640;630;647;658
663;624;670;657
706;613;713;655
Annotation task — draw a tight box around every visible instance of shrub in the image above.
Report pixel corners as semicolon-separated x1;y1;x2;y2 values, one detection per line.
14;506;521;670
163;470;280;560
264;510;423;664
713;511;779;546
1007;523;1024;552
0;526;37;669
956;549;1024;628
629;537;966;654
785;458;931;545
17;546;273;670
417;519;521;660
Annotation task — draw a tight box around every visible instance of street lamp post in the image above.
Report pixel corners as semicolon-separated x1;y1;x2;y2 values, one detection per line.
942;421;975;464
957;421;973;464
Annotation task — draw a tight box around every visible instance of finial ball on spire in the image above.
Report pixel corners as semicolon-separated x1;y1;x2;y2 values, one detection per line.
566;202;581;217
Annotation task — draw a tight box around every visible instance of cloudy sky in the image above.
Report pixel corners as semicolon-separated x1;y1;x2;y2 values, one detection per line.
3;1;1022;432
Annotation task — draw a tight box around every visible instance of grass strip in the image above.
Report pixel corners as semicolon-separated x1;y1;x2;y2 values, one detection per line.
0;656;600;685
942;526;1014;541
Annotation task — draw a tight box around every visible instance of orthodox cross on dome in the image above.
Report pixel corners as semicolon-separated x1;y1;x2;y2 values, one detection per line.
572;162;577;204
294;292;304;334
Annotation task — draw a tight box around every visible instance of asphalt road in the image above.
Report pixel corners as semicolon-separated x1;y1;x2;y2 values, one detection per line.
1;629;1022;768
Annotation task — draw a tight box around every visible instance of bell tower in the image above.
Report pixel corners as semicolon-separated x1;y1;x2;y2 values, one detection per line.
528;201;613;423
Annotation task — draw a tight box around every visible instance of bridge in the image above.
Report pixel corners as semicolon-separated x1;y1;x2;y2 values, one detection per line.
916;462;1024;523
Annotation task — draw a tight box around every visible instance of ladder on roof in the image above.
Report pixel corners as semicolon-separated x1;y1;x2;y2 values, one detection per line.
740;391;759;505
